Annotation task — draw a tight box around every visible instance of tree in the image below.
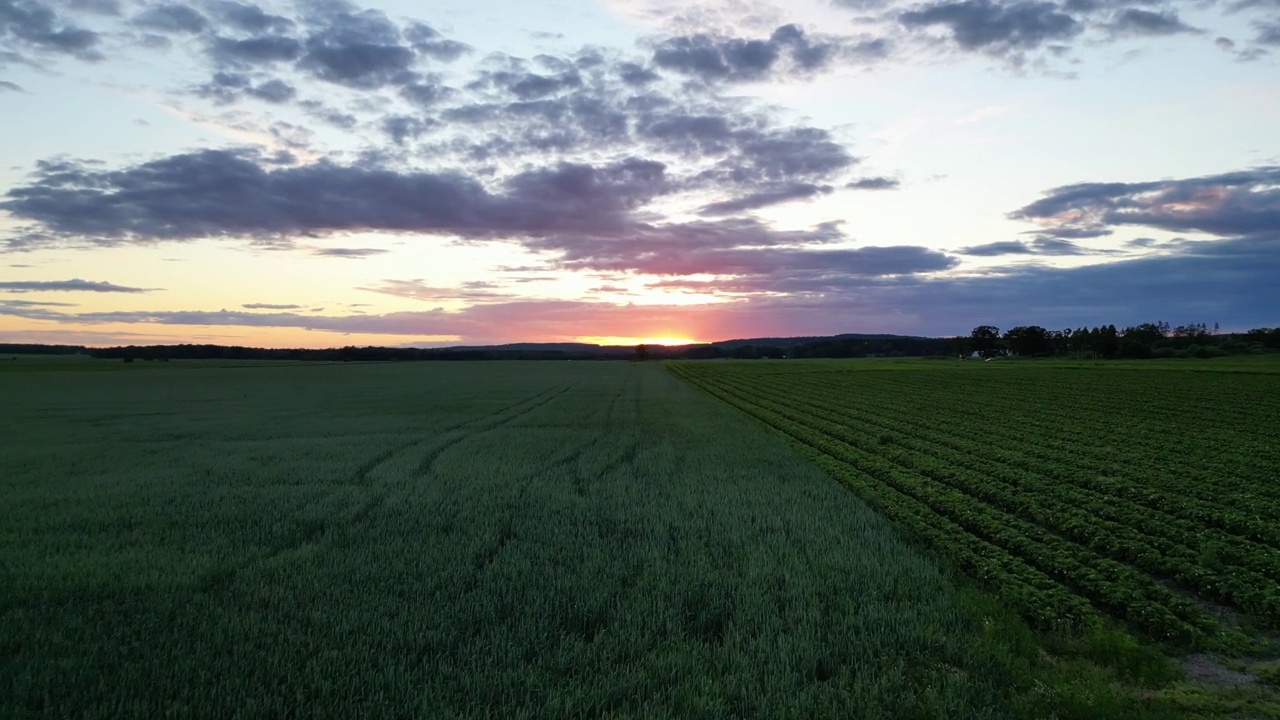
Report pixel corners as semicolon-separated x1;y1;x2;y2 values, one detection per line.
634;344;649;361
1093;325;1120;358
970;325;1001;358
1003;326;1052;357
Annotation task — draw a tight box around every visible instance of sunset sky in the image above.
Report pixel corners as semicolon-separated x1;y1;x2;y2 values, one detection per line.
1;0;1278;347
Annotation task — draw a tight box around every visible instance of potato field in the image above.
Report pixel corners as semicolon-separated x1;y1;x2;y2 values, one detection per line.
671;360;1280;653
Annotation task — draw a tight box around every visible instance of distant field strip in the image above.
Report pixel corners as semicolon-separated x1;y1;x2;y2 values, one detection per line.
670;361;1280;649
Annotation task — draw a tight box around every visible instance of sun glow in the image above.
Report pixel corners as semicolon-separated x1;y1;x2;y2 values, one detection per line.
577;336;700;346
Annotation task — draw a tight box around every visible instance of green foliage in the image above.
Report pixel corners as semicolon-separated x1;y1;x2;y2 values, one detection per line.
671;358;1280;715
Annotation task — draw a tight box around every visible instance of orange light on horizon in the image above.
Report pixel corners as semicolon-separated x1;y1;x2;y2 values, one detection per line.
577;336;701;346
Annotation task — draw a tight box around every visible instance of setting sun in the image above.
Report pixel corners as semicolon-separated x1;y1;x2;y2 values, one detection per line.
577;336;700;347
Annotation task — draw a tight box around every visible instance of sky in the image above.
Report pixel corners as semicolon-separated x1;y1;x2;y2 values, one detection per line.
1;0;1278;347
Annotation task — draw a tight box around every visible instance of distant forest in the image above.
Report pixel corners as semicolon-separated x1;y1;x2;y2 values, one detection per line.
2;323;1278;362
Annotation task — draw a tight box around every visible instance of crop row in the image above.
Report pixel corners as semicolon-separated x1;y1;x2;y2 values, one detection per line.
733;372;1280;622
671;362;1280;647
748;372;1280;570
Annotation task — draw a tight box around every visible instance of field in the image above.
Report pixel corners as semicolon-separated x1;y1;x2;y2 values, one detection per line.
671;358;1280;710
3;360;1064;719
4;357;1279;718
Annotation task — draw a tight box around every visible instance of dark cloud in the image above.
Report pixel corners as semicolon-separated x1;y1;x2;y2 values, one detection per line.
194;70;250;102
404;22;471;61
709;126;856;184
1012;166;1280;238
1257;20;1280;45
0;150;674;245
699;183;832;215
208;35;304;66
203;1;293;34
617;61;659;85
0;298;77;307
380;115;433;144
247;78;295;102
651;24;882;83
0;278;153;293
132;4;208;34
242;302;301;309
0;0;102;59
469;65;583;101
311;247;388;258
525;218;922;279
298;7;417;88
1026;226;1113;239
66;0;119;14
846;176;900;190
617;243;957;280
298;99;357;127
0;79;22;91
1107;8;1200;36
899;0;1082;51
631;114;856;189
399;78;453;107
958;236;1092;255
194;71;293;103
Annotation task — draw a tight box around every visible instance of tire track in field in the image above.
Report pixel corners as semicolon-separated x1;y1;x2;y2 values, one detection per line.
197;381;577;594
459;384;612;589
337;379;579;528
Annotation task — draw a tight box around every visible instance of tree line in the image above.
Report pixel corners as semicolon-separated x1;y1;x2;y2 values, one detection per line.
960;323;1280;360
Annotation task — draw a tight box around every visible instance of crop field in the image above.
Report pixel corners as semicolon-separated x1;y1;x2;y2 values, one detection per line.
6;357;1280;719
2;360;1080;719
671;360;1280;658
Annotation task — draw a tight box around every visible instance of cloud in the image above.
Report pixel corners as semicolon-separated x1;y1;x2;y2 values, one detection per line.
1107;9;1200;37
1025;226;1112;239
537;219;954;279
0;298;77;307
699;182;832;215
208;35;304;67
846;176;901;190
898;0;1082;51
380;115;433;143
204;1;294;34
297;6;418;88
311;247;388;258
360;279;515;302
132;4;208;34
1011;166;1280;238
242;302;302;309
404;21;471;61
0;150;670;244
0;278;153;293
195;72;296;103
66;0;119;14
650;24;885;83
1257;20;1280;45
0;79;22;91
957;236;1093;255
0;0;102;59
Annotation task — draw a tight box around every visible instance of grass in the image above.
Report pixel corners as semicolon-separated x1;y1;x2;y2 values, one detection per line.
0;360;1077;718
